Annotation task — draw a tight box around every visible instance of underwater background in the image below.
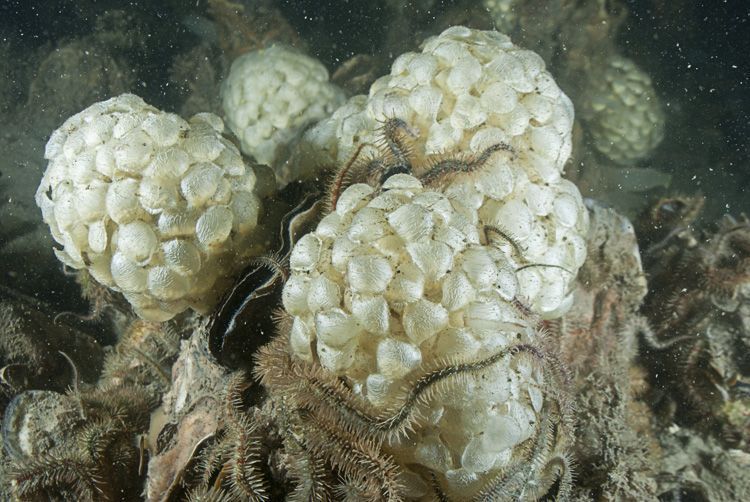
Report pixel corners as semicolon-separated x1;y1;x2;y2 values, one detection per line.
0;0;749;500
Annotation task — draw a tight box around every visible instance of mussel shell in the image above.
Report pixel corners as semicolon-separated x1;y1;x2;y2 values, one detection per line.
207;181;323;369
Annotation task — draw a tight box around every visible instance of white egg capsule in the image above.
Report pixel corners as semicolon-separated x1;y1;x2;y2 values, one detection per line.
195;205;233;249
376;338;422;379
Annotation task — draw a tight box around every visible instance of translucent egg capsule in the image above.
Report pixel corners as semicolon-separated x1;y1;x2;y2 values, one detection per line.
347;255;394;294
162;239;201;276
385;262;425;307
110;252;148;292
365;373;392;405
351;294;390;335
195;205;233;249
306;275;341;312
87;220;109;254
117;221;158;264
289;316;314;360
282;275;310;316
441;271;476;312
180;163;223;207
402;298;449;345
144;147;191;181
74;181;108;222
230;191;261;234
139;178;179;213
376;338;422;379
388;203;434;243
406;240;454;283
315;308;360;348
148;266;190;302
141;112;187;147
106;179;146;225
157;209;197;238
114;130;153;173
290;233;323;272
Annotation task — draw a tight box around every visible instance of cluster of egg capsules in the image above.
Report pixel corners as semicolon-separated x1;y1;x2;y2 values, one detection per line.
36;94;274;321
282;164;585;493
221;44;345;177
298;26;574;187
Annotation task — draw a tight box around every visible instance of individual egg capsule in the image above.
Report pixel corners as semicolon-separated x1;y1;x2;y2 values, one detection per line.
434;328;486;361
441;270;476;312
148;265;190;302
139;177;180;213
317;338;358;374
385;262;425;308
387;203;434;243
461;246;498;291
521;93;553;124
110;251;148;292
162;239;202;276
230;191;261;235
376;338;422;379
106;178;145;225
52;183;78;231
450;93;486;130
157;209;197;238
481;198;532;241
414;435;454;473
529;125;565;162
351;294;390;336
315;308;361;348
402;298;449;345
460;435;500;473
535;273;566;314
114;130;153;173
69;151;97;184
331;235;358;273
144;147;191;181
425;119;460;154
347;206;390;243
552;192;580;229
480;81;517;115
74;180;108;223
365;373;392;406
306;275;341;312
444;468;480;492
408;85;443;121
282;275;311;316
406;240;453;283
94;144;116;178
140;112;187;147
111;113;142;140
315;212;342;239
87;219;109;254
213;143;245;177
195;205;233;249
289;316;314;361
290;233;323;272
116;220;158;264
464;298;522;332
87;251;113;285
180;163;223;207
335;183;374;217
347;255;394;295
62;129;86;160
182;123;224;162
